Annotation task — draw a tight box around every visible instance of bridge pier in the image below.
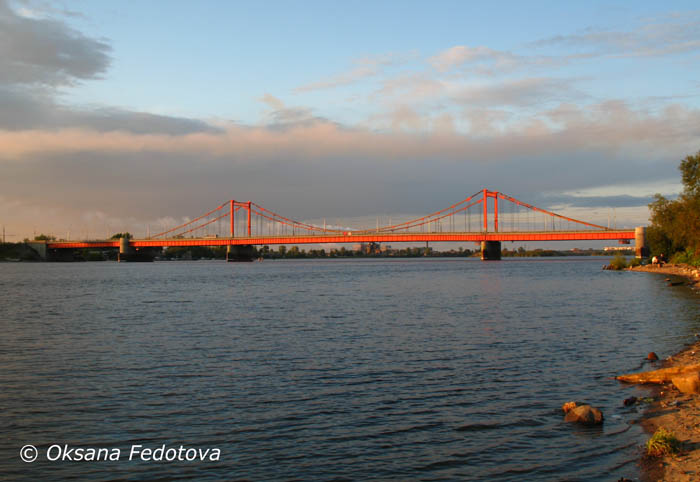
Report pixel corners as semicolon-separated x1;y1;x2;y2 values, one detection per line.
481;241;501;261
635;226;648;259
117;238;154;262
227;245;255;262
118;237;132;262
27;242;47;260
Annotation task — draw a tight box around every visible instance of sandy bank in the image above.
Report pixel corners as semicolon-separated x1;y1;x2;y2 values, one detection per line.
628;264;700;481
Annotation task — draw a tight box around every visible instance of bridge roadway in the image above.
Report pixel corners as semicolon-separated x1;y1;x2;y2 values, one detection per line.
48;230;636;249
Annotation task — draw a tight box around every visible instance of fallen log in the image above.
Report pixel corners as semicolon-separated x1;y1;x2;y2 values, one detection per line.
615;364;700;384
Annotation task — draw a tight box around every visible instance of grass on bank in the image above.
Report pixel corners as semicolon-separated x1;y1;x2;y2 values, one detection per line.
608;254;641;271
670;248;700;267
645;428;681;457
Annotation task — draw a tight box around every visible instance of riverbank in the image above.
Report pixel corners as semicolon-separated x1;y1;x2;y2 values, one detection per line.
629;264;700;481
631;264;700;287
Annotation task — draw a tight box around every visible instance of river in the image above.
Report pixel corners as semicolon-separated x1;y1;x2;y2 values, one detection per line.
2;257;699;480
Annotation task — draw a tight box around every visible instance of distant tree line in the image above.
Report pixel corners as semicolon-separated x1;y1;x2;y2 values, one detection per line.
647;150;700;265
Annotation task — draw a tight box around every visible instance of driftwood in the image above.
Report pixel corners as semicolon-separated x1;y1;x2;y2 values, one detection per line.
616;364;700;384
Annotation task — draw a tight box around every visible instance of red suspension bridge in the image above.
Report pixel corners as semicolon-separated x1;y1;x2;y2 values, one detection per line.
41;189;644;260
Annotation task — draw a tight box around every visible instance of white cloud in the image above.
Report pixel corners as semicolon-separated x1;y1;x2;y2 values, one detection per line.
450;77;582;108
293;52;413;93
429;45;518;72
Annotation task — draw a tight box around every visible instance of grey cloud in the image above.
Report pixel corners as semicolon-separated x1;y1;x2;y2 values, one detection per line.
0;1;220;135
0;86;222;134
0;123;685;226
13;0;87;20
0;0;110;86
260;93;330;129
68;108;223;135
532;14;700;59
537;194;654;209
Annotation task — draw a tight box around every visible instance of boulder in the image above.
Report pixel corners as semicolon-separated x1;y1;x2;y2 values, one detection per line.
564;404;604;425
647;352;659;361
671;372;700;394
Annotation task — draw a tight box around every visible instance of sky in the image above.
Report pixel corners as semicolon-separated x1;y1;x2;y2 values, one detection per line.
1;0;699;241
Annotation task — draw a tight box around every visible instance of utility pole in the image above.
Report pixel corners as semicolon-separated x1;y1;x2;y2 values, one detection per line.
2;225;18;243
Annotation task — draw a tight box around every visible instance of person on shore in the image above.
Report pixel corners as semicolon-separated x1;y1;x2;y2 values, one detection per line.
652;255;659;266
659;253;666;266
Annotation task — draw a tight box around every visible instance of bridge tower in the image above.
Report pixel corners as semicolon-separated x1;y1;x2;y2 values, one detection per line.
480;189;502;260
226;199;256;262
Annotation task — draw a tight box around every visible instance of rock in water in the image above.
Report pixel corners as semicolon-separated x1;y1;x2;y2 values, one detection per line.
623;396;637;406
647;352;659;361
564;405;604;425
671;372;700;394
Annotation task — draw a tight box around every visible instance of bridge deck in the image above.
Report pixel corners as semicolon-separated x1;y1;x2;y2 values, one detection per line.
47;230;635;249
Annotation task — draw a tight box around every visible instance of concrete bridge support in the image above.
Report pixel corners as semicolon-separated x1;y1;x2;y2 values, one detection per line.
635;226;649;259
27;242;47;260
227;245;256;262
481;241;502;260
118;237;132;262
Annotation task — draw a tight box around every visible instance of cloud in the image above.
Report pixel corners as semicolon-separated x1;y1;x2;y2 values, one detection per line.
372;73;445;103
429;45;561;76
533;13;700;59
0;0;110;87
369;74;581;120
452;77;583;108
0;86;221;134
430;45;520;73
1;98;697;237
0;1;221;135
294;65;378;93
429;13;700;80
1;1;698;238
13;0;86;20
293;53;412;93
259;93;328;128
1;100;696;169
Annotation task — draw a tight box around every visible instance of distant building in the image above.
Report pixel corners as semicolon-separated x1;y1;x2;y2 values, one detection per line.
603;246;634;251
353;242;382;254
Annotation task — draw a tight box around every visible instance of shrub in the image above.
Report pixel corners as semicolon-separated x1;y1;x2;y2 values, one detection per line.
609;253;628;270
670;247;700;266
627;257;641;268
645;428;681;457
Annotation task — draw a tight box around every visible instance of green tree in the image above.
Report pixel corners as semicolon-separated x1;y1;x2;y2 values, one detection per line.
33;234;56;241
110;232;132;239
648;150;700;259
680;151;700;197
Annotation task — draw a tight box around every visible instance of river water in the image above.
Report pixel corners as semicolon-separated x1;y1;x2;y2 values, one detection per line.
2;257;700;480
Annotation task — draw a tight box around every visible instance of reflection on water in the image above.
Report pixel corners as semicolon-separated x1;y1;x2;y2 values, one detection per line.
2;258;699;480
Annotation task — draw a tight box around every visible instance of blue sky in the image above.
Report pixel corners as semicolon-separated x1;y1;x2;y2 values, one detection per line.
1;0;699;238
64;1;699;122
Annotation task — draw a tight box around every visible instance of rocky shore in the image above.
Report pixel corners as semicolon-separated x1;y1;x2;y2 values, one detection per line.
631;264;700;287
627;264;700;481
